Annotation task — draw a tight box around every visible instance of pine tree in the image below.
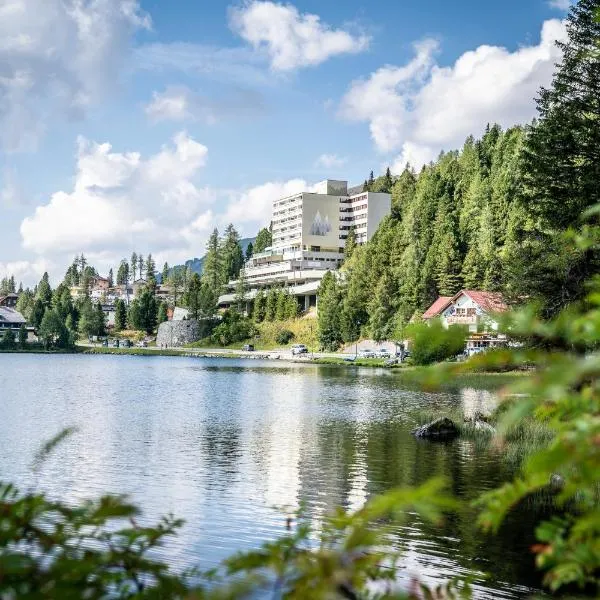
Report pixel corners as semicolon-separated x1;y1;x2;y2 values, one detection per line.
107;268;114;288
131;252;138;282
245;242;254;261
344;227;357;261
114;299;127;332
265;289;277;321
253;290;266;323
222;224;244;281
317;272;343;351
202;228;223;295
138;255;144;281
275;290;287;321
157;302;168;324
368;170;375;190
512;0;600;313
162;262;169;284
117;261;129;286
145;254;156;282
254;228;272;253
36;273;52;306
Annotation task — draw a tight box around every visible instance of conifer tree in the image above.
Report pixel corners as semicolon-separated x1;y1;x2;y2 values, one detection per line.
253;290;266;323
131;252;138;281
317;272;343;351
114;299;127;332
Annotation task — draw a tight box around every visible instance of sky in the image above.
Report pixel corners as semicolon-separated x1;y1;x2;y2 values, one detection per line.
0;0;574;286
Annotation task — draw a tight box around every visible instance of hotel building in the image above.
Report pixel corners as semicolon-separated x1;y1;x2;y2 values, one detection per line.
218;180;391;309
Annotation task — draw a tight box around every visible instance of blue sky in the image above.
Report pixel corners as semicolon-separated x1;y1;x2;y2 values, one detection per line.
0;0;572;285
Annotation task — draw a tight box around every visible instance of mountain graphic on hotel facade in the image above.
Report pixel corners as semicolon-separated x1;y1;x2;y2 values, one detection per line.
309;211;332;236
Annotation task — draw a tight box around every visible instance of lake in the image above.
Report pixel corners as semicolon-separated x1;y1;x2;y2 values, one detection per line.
0;354;541;598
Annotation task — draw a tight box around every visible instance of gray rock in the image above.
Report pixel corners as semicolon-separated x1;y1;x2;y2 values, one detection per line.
412;417;459;440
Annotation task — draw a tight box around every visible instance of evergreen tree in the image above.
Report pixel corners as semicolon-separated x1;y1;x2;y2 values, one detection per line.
117;261;129;286
30;299;45;330
265;288;278;321
131;252;138;281
162;262;169;284
234;270;248;314
254;227;272;253
245;242;254;261
107;269;114;288
344;227;357;261
511;0;600;313
138;255;145;281
317;272;343;351
36;273;52;306
157;302;168;324
145;255;156;282
252;290;266;323
114;299;127;332
222;224;244;281
18;324;27;348
136;289;157;334
275;290;287;321
367;170;375;191
284;293;299;319
202;228;223;294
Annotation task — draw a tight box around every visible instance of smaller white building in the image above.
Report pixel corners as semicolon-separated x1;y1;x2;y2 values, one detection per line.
422;290;508;355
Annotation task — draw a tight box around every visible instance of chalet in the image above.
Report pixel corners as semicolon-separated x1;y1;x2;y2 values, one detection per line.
0;293;18;308
0;306;27;337
90;276;110;291
422;290;509;355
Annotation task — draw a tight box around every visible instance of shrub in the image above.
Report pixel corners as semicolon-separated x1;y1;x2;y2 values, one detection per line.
405;320;467;365
275;329;295;345
211;310;256;346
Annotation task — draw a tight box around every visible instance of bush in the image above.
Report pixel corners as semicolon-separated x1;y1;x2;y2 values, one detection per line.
275;329;295;345
210;310;256;346
405;320;467;366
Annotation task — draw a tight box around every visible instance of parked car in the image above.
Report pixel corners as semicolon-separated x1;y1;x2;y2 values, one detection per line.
358;349;376;358
377;348;391;358
291;344;308;355
136;341;148;348
242;344;255;352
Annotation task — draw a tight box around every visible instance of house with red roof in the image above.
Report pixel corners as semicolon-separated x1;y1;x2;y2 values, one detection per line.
422;290;509;355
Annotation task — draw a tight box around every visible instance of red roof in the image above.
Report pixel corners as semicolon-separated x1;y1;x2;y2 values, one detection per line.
461;290;508;313
422;290;508;320
422;296;452;319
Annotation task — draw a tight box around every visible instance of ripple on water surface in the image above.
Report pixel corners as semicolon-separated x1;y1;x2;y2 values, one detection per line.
0;354;539;598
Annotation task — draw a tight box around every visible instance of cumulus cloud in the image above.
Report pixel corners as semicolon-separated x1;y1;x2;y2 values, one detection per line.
339;19;567;170
145;85;266;124
17;132;312;283
20;132;212;258
222;179;307;233
315;153;347;169
229;1;369;71
0;0;149;152
0;258;54;285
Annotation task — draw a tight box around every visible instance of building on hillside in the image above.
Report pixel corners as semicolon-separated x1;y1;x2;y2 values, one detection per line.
90;276;110;291
422;290;509;355
0;293;18;308
0;307;35;341
218;180;391;310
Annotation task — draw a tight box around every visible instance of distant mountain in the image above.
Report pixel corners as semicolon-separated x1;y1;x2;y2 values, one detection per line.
165;237;255;280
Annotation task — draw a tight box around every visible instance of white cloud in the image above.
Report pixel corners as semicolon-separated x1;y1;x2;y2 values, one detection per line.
145;85;265;124
0;258;54;285
339;39;439;153
229;1;369;71
17;132;311;283
0;0;149;152
222;179;307;233
339;20;567;170
548;0;571;10
315;153;347;169
20;132;212;259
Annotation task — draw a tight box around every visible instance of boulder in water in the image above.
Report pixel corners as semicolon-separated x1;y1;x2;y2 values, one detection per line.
412;417;459;440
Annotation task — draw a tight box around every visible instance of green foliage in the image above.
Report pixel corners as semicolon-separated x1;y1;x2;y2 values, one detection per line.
157;301;168;324
252;289;266;323
114;299;127;332
275;329;295;345
317;272;343;351
129;289;157;334
405;321;467;366
210;310;256;346
18;324;27;348
253;227;272;254
1;328;16;349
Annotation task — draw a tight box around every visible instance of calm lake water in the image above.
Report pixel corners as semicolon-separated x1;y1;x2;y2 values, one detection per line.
0;354;541;598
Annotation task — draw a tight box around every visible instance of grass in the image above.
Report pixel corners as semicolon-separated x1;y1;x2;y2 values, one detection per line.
311;356;390;367
408;403;554;470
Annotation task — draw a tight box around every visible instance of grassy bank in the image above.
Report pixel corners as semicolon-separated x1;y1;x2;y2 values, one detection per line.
0;346;80;354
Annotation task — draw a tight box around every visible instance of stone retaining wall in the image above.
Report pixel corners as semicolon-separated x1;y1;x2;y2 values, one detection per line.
156;319;217;347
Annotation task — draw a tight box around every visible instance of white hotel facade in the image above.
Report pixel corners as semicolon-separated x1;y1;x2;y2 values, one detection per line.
218;180;391;310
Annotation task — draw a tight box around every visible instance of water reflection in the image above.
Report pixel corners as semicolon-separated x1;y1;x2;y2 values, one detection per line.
0;355;539;598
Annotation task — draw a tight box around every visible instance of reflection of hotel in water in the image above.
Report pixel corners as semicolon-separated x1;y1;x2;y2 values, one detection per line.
218;180;391;310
